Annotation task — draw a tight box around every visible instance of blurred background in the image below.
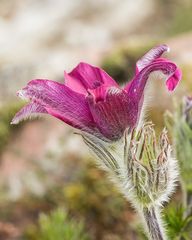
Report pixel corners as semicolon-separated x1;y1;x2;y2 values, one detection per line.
0;0;192;239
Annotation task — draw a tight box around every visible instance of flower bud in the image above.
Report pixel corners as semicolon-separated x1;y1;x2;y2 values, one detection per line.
127;124;178;208
82;123;178;209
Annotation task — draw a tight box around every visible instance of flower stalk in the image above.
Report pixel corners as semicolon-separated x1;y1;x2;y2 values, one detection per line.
142;206;166;240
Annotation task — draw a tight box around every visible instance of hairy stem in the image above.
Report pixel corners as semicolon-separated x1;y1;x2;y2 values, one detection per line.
142;206;167;240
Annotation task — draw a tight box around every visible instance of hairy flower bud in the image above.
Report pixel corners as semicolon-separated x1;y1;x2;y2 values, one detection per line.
127;124;178;208
82;123;178;209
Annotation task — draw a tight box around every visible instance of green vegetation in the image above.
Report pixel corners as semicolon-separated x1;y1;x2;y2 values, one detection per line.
165;101;192;194
164;205;192;239
25;208;90;240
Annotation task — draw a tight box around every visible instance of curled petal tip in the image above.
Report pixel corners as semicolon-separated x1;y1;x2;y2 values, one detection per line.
166;68;182;91
136;44;170;73
161;44;169;51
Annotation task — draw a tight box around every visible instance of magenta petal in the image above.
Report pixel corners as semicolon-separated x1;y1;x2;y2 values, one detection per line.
87;87;131;140
136;44;169;73
125;61;179;94
88;85;109;102
124;61;181;128
14;79;96;132
166;68;182;91
11;103;47;124
64;71;87;94
65;62;118;91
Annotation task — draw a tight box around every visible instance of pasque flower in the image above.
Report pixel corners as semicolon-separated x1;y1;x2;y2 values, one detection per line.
12;45;181;240
12;45;181;141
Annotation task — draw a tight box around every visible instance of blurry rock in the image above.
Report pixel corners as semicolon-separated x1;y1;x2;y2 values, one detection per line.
0;222;20;240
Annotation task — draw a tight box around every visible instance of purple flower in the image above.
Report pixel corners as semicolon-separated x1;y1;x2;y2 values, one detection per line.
12;45;181;141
